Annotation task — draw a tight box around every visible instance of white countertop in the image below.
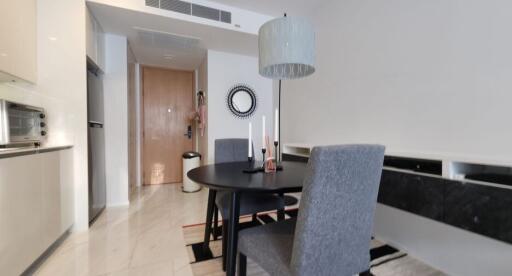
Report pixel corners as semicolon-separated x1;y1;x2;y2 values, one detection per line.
0;145;73;158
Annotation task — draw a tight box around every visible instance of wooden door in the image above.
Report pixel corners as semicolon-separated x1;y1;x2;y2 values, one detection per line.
142;66;194;185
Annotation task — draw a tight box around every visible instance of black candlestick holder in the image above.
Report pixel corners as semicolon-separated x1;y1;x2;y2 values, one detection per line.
261;148;267;169
243;151;265;174
274;141;278;162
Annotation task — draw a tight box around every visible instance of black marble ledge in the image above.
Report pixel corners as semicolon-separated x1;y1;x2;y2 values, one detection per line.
378;170;444;222
379;170;512;244
283;152;512;244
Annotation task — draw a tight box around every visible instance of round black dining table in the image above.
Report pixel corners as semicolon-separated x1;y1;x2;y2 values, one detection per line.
187;161;307;276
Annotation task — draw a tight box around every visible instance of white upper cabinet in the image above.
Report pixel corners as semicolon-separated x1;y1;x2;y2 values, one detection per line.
86;7;105;71
86;7;96;64
0;0;37;83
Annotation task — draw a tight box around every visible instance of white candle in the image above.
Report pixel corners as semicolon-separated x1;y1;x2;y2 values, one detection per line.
262;116;266;149
274;109;279;143
248;122;252;158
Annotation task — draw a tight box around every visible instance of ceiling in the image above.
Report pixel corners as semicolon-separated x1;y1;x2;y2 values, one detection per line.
88;1;326;70
88;2;260;70
207;0;326;17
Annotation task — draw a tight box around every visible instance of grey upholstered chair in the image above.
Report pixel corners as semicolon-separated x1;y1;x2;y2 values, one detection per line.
206;138;286;270
237;144;385;276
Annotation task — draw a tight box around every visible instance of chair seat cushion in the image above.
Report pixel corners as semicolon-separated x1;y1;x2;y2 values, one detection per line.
238;218;296;276
215;191;285;218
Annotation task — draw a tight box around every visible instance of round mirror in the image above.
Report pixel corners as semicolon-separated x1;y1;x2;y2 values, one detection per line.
232;91;253;113
227;84;257;118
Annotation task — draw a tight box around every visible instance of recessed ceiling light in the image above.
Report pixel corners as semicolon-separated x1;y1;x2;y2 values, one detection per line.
164;54;175;60
0;53;7;57
48;36;57;41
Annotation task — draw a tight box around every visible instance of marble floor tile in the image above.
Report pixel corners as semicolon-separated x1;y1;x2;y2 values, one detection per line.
35;184;209;276
108;260;175;276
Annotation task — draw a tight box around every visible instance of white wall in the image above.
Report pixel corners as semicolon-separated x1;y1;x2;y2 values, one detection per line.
206;50;273;164
282;0;512;275
283;0;512;164
103;34;129;206
0;0;88;231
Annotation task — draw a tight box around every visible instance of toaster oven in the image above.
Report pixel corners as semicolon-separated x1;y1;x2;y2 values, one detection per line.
0;100;47;145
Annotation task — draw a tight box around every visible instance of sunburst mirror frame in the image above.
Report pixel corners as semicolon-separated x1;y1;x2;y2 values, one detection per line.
226;84;257;119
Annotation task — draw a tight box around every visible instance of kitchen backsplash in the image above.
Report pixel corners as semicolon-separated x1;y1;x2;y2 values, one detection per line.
0;82;74;146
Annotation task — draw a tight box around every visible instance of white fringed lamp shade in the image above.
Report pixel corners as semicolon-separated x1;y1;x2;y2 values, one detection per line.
259;17;316;79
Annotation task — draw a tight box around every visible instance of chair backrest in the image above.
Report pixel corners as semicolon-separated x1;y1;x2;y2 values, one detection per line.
290;145;385;276
214;138;252;163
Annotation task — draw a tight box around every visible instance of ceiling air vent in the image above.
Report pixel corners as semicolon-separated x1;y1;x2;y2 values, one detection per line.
220;11;231;24
145;0;232;24
191;4;219;21
160;0;191;14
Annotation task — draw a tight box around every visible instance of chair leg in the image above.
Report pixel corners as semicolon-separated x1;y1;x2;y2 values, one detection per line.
277;192;285;221
226;192;241;276
277;208;285;221
203;189;216;253
238;253;247;276
222;219;228;271
213;205;219;240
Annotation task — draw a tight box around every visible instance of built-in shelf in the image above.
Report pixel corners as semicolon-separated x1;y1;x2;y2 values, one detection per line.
448;161;512;188
283;143;512;244
282;144;312;158
384;155;442;176
282;143;512;190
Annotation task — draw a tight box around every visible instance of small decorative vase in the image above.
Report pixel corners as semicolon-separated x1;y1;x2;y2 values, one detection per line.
264;136;277;173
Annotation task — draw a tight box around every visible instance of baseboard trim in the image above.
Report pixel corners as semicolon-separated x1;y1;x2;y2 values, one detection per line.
21;227;72;275
107;201;130;207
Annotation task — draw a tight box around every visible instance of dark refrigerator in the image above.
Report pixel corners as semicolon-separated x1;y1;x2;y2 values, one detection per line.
87;64;106;224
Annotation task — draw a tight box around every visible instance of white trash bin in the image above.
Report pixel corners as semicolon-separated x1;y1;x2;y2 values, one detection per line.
182;151;201;193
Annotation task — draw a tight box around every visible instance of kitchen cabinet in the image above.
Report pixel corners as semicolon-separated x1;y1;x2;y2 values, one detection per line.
0;153;42;275
0;0;37;83
0;148;74;275
86;7;105;71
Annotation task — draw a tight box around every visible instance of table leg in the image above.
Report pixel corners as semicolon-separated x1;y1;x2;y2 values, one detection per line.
213;206;219;240
203;189;217;253
226;191;240;276
222;220;228;271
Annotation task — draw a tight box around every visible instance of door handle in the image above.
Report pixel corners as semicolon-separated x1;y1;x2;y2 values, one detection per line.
184;125;192;139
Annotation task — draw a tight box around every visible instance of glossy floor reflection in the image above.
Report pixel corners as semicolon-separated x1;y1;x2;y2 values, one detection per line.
35;184;209;276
